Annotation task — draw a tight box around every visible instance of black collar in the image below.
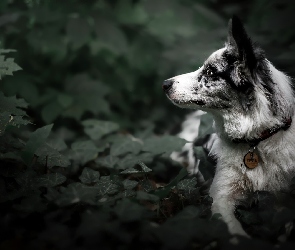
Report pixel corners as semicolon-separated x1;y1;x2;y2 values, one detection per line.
232;117;292;147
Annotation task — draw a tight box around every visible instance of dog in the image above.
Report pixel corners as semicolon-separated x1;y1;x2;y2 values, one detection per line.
163;16;295;236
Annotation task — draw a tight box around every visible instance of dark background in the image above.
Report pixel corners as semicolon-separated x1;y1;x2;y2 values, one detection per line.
1;0;295;249
1;0;295;133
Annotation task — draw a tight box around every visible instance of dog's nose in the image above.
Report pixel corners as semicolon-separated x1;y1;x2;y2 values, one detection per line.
162;79;173;92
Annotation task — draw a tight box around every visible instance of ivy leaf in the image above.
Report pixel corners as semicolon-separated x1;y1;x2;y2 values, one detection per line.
138;161;152;172
95;155;119;168
120;167;142;174
15;169;37;190
56;183;99;206
47;136;67;151
35;173;67;187
136;190;159;202
122;179;138;190
82;119;119;140
153;168;188;199
41;100;63;124
71;140;102;165
177;177;197;190
79;167;100;184
139;179;154;192
21;124;53;166
63;74;110;119
110;137;142;156
120;161;152;174
57;93;73;108
143;135;187;156
117;152;153;170
95;176;119;196
0;93;28;115
0;52;22;79
35;143;70;168
0;93;30;135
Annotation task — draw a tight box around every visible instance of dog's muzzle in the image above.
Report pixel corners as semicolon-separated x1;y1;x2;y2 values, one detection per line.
162;79;174;92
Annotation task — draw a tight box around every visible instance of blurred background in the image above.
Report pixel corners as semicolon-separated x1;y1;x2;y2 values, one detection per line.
0;0;295;136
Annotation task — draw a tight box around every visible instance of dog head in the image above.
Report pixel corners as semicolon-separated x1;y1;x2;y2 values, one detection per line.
163;16;295;139
163;16;274;115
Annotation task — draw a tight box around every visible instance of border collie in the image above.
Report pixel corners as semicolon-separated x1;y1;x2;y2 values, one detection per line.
163;16;295;236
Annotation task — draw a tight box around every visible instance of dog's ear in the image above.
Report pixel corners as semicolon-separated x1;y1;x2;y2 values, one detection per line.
227;15;257;72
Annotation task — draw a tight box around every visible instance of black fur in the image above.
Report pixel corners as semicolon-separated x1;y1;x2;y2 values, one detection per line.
227;15;257;73
226;16;276;113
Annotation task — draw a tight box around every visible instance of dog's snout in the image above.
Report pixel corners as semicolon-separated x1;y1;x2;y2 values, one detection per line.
162;79;174;92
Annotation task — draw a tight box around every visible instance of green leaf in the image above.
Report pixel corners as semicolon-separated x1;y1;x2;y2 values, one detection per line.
71;140;101;165
138;161;152;172
35;173;67;187
0;93;30;135
136;190;159;202
0;52;22;79
122;179;138;190
95;176;119;196
56;182;99;206
15;169;37;190
120;161;152;174
143;135;187;156
110;137;142;156
21;124;53;166
63;74;110;119
47;136;67;151
120;167;140;174
0;93;28;115
57;93;73;108
117;152;153;170
35;143;70;168
41;101;63;124
177;177;198;190
79;167;100;184
95;155;119;168
153;168;188;199
139;179;154;192
82;119;119;140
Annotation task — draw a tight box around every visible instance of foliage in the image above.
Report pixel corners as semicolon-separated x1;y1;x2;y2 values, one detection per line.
0;0;295;249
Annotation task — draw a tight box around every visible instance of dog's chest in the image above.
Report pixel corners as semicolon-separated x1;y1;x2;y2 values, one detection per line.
211;133;295;193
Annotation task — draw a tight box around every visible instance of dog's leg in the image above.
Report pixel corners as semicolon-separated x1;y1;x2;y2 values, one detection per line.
211;196;247;236
209;170;248;237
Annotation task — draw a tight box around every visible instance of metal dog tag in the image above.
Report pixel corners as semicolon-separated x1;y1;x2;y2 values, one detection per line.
243;151;259;169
